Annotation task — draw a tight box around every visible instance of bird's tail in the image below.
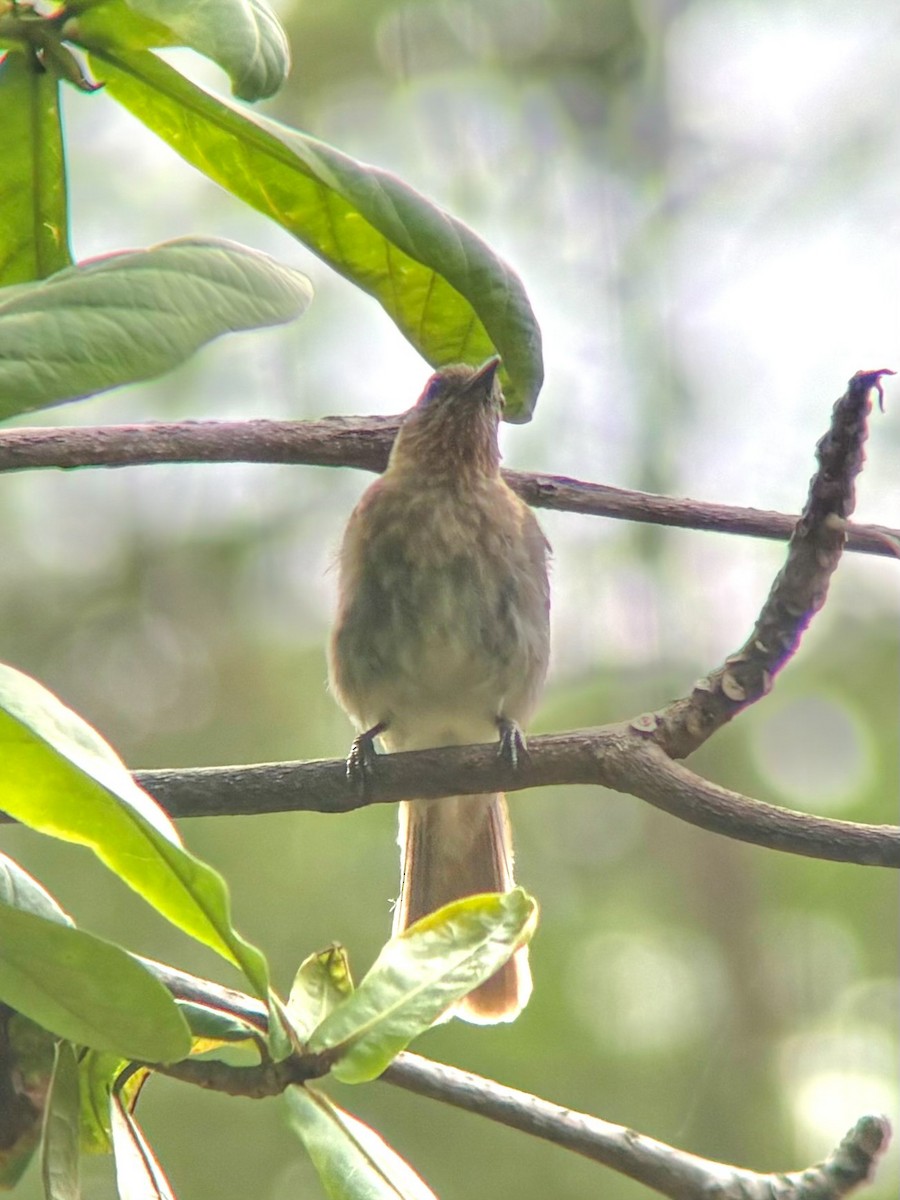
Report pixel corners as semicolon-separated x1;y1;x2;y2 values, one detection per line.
394;793;532;1024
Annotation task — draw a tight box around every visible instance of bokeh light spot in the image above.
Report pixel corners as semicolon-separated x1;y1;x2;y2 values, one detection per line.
750;693;873;813
570;928;729;1054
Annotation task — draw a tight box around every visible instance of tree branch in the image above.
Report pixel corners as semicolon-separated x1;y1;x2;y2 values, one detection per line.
649;369;895;757
151;1053;323;1097
123;731;899;867
135;958;892;1200
382;1054;891;1200
2;376;894;866
0;415;896;555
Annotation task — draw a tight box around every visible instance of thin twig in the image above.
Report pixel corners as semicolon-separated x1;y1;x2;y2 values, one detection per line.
383;1054;891;1200
651;369;895;758
154;1050;892;1200
0;417;896;555
134;960;892;1200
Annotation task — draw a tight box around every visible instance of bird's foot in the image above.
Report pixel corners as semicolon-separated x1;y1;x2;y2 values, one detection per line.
347;722;386;793
496;716;528;770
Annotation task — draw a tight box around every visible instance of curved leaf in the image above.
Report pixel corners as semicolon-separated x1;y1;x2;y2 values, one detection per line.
77;1051;146;1156
131;0;289;100
68;0;289;99
286;1086;437;1200
81;46;543;418
0;902;192;1060
287;945;354;1044
0;663;271;1008
308;890;538;1083
0;51;70;285
41;1042;81;1200
110;1093;176;1200
0;237;313;419
176;1000;263;1052
0;854;72;926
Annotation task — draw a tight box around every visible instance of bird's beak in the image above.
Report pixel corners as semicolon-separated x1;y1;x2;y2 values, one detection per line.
467;355;501;396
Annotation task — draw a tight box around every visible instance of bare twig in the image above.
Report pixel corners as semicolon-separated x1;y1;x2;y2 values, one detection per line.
383;1054;891;1200
134;960;891;1200
154;1050;891;1200
0;415;399;474
650;369;895;758
0;416;896;555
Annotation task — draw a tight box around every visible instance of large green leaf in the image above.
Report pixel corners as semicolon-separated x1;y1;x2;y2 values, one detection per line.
0;237;313;419
0;901;192;1060
68;0;289;99
40;1042;82;1200
0;663;272;1010
286;1086;437;1200
80;46;544;418
307;891;537;1084
0;51;70;285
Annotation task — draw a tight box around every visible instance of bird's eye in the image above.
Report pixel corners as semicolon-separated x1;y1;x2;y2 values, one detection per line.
419;374;444;406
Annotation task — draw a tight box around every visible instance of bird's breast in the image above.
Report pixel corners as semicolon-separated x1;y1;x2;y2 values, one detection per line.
329;476;549;741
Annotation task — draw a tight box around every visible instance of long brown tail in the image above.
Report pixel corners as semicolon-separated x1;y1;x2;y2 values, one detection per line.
394;793;532;1024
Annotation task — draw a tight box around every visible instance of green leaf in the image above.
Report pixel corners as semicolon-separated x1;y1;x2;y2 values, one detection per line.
131;0;289;100
110;1092;176;1199
287;945;354;1043
0;901;192;1060
0;237;313;419
77;1052;145;1156
67;0;289;99
0;51;71;285
286;1086;437;1200
0;853;72;926
0;663;272;1011
82;46;543;418
61;0;180;51
40;1041;81;1200
308;891;537;1084
176;999;263;1050
77;1052;118;1155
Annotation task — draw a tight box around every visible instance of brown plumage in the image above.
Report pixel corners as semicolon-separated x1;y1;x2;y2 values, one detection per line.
329;359;550;1022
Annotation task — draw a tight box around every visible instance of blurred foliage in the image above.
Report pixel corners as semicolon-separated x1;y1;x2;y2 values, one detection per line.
1;0;898;1197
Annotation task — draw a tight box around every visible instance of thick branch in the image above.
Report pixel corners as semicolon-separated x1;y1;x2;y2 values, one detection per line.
0;417;896;555
151;1052;323;1097
123;730;900;867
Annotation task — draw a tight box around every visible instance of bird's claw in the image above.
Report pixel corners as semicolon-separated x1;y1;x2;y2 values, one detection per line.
497;717;528;770
347;722;385;794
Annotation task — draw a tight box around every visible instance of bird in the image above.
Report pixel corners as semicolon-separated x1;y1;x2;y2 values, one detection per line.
328;357;550;1023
